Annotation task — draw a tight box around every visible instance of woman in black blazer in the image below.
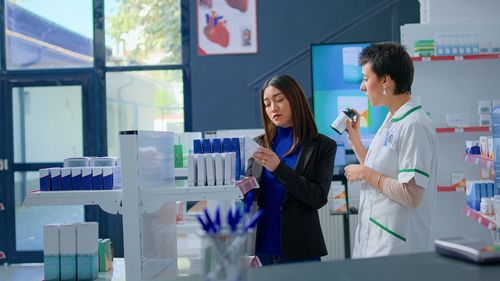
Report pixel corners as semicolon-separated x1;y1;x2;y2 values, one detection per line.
247;74;337;265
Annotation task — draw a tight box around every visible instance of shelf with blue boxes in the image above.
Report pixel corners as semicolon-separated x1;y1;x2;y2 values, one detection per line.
24;130;246;281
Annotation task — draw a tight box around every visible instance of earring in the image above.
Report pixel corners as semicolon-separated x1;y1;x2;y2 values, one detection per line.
383;87;388;96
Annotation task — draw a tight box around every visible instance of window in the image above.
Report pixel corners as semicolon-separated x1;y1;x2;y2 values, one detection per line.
5;0;93;69
105;0;182;66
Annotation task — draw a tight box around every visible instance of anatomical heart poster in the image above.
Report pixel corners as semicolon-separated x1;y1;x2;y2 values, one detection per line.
197;0;258;55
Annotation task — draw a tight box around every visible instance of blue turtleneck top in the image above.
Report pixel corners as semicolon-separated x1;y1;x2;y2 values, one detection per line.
255;126;302;255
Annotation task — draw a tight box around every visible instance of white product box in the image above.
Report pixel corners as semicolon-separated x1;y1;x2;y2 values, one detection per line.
60;224;77;281
214;153;224;186
90;156;120;167
197;154;207;186
480;136;489;158
479;114;492;126
224;152;235;185
206;154;215;186
77;222;99;281
478;100;491;115
43;224;60;281
64;157;91;168
187;154;197;186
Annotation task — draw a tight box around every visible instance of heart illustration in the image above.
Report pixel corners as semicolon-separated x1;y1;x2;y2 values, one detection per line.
204;11;230;47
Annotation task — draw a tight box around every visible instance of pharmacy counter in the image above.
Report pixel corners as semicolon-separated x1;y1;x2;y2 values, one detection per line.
1;252;498;281
250;252;500;281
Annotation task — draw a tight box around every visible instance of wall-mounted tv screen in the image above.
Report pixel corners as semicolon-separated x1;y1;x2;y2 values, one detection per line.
311;42;388;150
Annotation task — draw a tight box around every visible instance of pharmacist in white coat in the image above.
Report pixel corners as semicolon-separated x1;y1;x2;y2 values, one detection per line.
344;43;437;258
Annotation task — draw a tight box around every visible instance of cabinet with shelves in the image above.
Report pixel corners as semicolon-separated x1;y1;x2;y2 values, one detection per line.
401;21;499;243
25;131;244;281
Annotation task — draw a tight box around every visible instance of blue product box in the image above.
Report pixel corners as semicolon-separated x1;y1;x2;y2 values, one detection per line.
102;166;121;190
202;139;212;153
222;138;231;152
81;167;92;190
231;138;241;180
480;183;487;200
193;139;202;154
39;168;51;191
92;168;103;190
71;168;82;190
212;138;222;153
49;168;61;191
61;168;72;191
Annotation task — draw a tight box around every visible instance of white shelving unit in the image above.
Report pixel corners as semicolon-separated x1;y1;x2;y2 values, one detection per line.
25;131;244;281
401;19;500;244
25;190;123;214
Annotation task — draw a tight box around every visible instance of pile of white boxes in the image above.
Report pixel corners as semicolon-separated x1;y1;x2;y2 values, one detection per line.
44;222;99;281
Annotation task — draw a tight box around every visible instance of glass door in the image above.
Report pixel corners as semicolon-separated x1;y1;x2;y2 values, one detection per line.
1;74;93;263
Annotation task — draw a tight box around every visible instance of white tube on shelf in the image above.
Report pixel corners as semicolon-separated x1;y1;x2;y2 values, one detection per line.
214;153;224;186
206;154;215;186
197;154;207;186
187;154;197;187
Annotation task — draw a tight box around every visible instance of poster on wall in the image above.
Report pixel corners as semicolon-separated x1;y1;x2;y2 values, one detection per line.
197;0;258;56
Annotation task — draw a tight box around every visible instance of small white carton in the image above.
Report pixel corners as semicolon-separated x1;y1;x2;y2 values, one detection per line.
43;224;60;281
77;222;99;281
59;224;77;281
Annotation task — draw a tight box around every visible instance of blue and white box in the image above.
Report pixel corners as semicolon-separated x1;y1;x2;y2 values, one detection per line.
60;224;77;281
43;224;60;281
77;222;99;281
102;166;121;190
92;167;103;190
71;168;82;190
81;167;93;190
40;168;51;192
61;168;72;191
49;168;61;191
231;138;241;180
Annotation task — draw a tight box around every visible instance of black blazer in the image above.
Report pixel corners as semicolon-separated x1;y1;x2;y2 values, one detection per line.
246;133;337;259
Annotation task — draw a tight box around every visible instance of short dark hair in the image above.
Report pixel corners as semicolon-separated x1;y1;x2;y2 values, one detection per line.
260;74;318;156
359;42;414;95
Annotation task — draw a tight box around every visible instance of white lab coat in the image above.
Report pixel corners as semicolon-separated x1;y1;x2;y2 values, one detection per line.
352;99;437;258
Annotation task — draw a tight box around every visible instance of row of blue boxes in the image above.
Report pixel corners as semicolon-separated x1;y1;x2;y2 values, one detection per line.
39;166;121;191
193;138;245;180
466;180;499;211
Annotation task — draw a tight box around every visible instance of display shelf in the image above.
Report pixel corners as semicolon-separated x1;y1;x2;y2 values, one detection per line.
463;207;497;231
437;185;465;192
462;154;495;169
411;53;500;62
141;183;242;213
24;189;123;214
435;126;491;134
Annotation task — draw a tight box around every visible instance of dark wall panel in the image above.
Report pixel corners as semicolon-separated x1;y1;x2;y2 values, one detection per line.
189;0;419;131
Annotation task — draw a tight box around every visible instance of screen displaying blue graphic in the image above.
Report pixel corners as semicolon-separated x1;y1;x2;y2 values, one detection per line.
311;43;388;151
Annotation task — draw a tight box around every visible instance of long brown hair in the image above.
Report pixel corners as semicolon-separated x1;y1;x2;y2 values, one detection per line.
260;74;318;156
